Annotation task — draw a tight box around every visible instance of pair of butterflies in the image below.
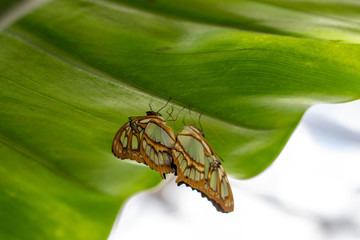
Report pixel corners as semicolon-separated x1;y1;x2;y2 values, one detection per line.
112;108;234;213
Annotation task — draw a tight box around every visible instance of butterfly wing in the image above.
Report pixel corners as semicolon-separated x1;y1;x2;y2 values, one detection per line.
171;126;234;213
112;115;153;165
140;117;176;178
112;114;176;179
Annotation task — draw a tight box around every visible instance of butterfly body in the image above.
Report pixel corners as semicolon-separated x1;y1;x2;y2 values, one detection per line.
171;125;234;213
112;111;176;178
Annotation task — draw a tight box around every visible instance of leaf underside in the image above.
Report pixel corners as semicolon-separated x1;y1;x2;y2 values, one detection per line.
1;0;360;239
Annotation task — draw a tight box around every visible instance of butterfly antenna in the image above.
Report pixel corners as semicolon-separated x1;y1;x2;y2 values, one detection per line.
173;116;186;132
182;117;186;127
198;113;204;134
219;156;225;162
189;106;196;126
165;106;174;121
149;101;153;111
157;97;172;113
167;106;185;122
175;107;185;121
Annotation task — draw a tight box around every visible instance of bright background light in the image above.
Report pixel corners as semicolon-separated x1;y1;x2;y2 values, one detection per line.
109;100;360;240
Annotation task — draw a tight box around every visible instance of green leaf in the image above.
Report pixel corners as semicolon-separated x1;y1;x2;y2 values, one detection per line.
1;0;360;239
115;0;360;43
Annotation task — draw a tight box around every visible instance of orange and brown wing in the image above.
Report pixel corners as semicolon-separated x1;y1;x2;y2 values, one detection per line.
140;118;176;179
200;162;234;213
171;126;234;213
112;116;149;165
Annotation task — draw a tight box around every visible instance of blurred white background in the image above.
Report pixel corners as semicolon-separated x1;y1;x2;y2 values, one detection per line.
109;100;360;240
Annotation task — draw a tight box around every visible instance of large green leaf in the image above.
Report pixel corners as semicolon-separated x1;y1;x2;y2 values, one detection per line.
1;0;360;239
116;0;360;42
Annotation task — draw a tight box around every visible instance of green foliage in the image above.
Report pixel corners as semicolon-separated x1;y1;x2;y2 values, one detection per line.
1;0;360;239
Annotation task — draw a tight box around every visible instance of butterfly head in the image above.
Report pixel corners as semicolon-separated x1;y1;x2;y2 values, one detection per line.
210;160;222;169
146;110;162;116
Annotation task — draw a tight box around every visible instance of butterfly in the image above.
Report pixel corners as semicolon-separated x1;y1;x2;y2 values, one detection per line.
112;102;176;179
171;125;234;213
